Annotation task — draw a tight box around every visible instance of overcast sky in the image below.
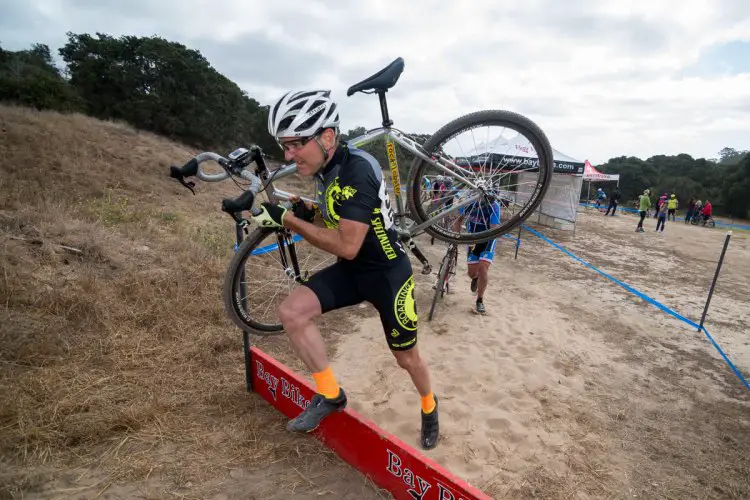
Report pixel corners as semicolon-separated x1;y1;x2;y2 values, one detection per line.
2;0;749;164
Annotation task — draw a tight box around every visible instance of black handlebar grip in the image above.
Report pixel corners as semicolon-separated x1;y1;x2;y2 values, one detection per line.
169;158;199;180
181;158;199;177
221;190;256;214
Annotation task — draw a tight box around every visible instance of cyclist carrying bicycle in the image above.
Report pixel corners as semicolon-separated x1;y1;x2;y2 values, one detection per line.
453;194;502;314
251;89;439;450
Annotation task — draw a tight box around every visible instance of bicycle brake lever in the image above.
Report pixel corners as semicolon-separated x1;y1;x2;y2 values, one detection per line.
169;165;197;195
179;178;196;195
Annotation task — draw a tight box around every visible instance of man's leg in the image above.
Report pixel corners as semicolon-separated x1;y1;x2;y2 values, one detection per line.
279;263;361;433
612;201;618;215
467;245;480;292
391;345;439;450
474;260;492;314
368;260;439;450
279;286;328;373
391;346;432;402
476;260;491;300
473;241;495;314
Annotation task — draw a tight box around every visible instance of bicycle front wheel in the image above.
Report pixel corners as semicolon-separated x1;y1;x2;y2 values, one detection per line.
222;227;336;335
406;110;554;245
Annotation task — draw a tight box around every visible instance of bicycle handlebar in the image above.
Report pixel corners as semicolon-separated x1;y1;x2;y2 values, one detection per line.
169;149;265;216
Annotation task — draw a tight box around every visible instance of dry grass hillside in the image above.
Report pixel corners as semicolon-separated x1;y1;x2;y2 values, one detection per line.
0;105;385;499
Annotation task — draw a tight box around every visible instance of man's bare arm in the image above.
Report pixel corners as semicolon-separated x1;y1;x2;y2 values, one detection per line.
283;214;369;260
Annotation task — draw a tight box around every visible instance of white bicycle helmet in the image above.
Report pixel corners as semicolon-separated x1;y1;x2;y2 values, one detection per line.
268;90;340;139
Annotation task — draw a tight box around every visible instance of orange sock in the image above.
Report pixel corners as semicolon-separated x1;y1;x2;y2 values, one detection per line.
421;391;436;414
312;366;340;399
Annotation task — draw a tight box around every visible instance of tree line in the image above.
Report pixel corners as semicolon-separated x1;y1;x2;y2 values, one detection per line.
598;147;749;218
1;32;748;218
1;33;277;155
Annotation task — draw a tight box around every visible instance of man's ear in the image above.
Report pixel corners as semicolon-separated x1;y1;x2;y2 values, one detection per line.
321;128;337;150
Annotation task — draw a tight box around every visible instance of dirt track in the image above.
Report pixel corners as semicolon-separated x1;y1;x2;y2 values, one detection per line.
2;106;748;499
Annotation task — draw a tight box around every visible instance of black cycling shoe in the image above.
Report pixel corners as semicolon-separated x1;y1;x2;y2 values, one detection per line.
470;277;478;293
476;299;486;314
287;388;347;433
420;395;439;450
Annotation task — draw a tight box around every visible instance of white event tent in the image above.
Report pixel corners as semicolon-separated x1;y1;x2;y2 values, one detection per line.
458;134;587;231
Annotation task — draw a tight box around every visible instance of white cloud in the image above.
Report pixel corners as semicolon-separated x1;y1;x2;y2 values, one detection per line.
2;0;749;163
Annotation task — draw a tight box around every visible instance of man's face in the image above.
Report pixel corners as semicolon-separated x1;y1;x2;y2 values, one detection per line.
279;129;334;177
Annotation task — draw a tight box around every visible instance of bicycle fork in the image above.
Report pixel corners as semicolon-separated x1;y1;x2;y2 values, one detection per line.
275;230;309;283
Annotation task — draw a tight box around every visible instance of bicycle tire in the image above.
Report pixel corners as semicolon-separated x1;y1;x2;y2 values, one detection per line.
222;227;319;335
428;249;452;322
406;110;554;244
444;245;458;298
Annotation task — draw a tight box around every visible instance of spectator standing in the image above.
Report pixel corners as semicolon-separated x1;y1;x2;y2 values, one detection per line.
604;187;621;216
636;189;651;232
685;197;696;224
656;199;669;232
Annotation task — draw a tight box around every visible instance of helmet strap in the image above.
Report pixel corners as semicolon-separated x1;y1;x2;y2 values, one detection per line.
314;136;329;163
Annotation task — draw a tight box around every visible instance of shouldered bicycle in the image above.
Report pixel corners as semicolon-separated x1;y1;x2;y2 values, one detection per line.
168;56;554;335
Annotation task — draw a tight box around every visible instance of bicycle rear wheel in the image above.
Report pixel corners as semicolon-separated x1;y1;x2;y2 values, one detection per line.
406;110;554;245
222;227;336;335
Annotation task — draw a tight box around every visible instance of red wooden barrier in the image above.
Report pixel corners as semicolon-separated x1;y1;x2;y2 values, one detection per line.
250;347;491;500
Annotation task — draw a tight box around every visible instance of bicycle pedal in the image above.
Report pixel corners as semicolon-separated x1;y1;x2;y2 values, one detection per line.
421;265;432;275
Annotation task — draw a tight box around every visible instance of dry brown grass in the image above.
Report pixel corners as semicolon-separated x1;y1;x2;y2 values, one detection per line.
0;105;385;499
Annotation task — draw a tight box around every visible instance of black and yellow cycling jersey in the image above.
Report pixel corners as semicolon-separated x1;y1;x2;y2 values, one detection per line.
314;143;407;271
304;143;418;351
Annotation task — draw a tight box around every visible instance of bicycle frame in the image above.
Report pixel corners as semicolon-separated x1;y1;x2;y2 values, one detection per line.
256;127;484;240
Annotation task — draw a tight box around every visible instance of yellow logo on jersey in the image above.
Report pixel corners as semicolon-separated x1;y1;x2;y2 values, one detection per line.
324;177;358;227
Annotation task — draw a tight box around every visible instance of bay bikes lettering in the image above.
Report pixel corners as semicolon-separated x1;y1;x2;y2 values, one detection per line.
255;360;311;410
387;450;466;500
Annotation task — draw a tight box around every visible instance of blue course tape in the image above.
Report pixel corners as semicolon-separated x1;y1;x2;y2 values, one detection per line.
522;224;750;391
700;326;750;391
251;234;304;255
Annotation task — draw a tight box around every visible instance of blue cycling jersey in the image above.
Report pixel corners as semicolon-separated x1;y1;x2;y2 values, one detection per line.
461;200;501;230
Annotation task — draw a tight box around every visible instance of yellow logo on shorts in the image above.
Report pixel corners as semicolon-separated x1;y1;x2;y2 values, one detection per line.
394;275;417;332
391;329;400;338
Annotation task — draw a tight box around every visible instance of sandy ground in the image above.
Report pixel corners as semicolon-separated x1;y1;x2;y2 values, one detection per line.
281;206;750;498
4;106;748;499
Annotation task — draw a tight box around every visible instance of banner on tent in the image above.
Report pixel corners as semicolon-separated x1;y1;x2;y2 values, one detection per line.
583;160;619;181
456;154;584;175
455;135;586;175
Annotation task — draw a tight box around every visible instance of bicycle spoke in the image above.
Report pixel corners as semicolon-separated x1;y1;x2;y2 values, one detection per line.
407;110;553;245
228;232;333;333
